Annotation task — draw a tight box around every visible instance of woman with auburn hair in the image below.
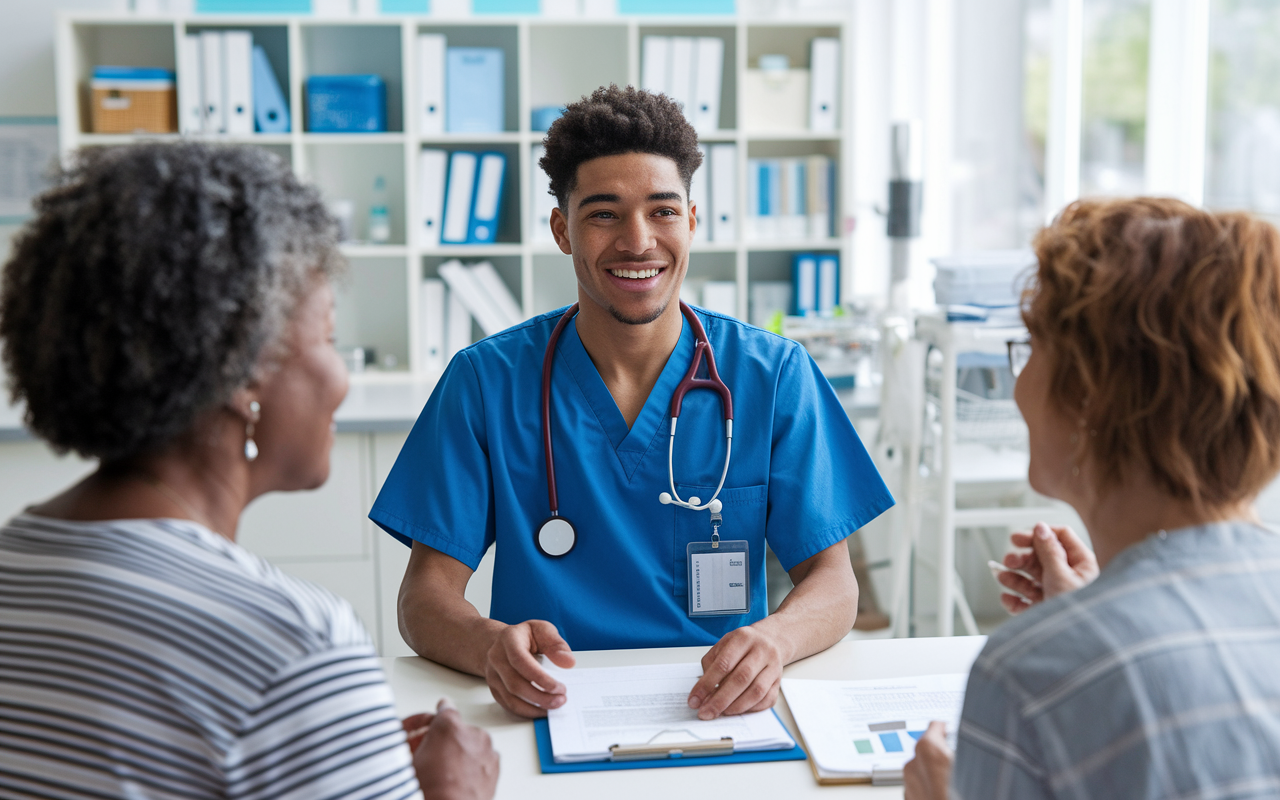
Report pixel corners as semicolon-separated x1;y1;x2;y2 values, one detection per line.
905;197;1280;800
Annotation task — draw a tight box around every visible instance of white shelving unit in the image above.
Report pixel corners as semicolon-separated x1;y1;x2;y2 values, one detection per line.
56;11;854;387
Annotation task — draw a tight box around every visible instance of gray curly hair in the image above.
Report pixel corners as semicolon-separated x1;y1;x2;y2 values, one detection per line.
0;142;344;462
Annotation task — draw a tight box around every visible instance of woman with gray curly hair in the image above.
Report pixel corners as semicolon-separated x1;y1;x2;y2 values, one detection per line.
0;142;496;800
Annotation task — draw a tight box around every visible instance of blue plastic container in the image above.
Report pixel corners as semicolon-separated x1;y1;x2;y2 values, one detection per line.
306;75;387;133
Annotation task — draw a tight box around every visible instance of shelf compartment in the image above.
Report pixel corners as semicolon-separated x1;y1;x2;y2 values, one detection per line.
184;22;291;134
301;24;404;133
416;24;520;134
336;255;412;375
306;141;407;245
638;24;737;134
528;24;628;118
71;22;177;135
416;142;522;246
423;253;524;343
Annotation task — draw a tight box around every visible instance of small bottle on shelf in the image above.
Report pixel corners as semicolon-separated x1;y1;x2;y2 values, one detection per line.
368;176;391;244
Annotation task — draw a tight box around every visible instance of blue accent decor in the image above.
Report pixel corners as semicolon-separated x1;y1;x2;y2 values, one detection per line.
306;75;387;133
196;0;312;11
908;730;925;741
472;0;539;12
879;732;904;753
381;0;430;10
531;105;565;131
617;0;733;12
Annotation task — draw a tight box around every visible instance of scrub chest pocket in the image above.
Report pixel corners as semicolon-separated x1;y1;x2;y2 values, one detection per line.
672;484;767;604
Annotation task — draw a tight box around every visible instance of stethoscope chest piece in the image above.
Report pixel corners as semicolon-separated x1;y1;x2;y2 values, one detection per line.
535;516;577;558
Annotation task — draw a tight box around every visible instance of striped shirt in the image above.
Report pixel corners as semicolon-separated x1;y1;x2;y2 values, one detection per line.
953;521;1280;800
0;513;421;800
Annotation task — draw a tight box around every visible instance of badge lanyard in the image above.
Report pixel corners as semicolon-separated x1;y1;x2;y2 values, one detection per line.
687;508;751;617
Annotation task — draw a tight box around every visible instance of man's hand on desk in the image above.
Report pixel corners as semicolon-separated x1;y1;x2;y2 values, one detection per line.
687;625;786;720
903;721;953;800
484;619;577;718
407;700;500;800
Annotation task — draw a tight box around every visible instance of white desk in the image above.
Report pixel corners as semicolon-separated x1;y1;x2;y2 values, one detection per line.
381;635;987;799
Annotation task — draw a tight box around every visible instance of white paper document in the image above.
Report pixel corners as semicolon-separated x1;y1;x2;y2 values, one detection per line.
781;673;967;784
545;662;796;763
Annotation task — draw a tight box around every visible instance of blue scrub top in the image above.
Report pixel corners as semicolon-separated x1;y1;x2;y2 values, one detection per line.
370;306;893;651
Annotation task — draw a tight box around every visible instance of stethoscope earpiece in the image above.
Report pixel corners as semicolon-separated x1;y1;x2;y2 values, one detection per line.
659;492;672;505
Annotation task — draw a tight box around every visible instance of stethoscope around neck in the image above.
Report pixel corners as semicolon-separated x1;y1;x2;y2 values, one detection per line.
535;301;735;558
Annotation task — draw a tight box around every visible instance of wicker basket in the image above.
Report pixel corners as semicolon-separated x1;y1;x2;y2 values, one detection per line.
90;83;177;134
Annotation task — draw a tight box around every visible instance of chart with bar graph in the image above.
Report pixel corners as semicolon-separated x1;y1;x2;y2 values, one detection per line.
782;674;968;781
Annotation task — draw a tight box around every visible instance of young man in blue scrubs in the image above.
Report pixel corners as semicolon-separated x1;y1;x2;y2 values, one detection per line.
371;85;893;721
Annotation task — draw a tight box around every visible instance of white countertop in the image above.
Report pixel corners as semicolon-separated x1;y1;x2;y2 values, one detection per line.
381;635;987;800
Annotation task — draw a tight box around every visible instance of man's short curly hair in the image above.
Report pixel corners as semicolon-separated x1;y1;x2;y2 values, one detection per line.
1024;197;1280;511
539;84;703;210
0;142;343;462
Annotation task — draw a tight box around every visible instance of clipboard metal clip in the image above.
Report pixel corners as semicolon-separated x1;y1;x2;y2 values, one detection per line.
608;729;735;761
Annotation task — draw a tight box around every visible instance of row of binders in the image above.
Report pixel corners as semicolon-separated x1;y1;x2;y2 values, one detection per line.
640;36;724;133
177;31;289;135
793;252;840;317
418;150;507;247
746;156;836;242
419;260;522;372
417;34;505;135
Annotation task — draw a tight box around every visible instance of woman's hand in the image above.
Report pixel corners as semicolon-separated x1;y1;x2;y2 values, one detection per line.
903;721;954;800
999;522;1099;613
410;699;499;800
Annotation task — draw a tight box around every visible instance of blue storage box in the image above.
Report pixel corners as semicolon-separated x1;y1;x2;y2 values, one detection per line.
306;75;386;133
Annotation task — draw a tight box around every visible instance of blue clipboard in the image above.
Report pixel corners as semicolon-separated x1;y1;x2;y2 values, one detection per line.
534;712;808;774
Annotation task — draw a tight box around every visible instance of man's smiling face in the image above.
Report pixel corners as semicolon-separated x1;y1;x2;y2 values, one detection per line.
552;152;696;326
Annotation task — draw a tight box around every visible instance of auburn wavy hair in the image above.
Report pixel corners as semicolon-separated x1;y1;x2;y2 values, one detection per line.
1024;197;1280;511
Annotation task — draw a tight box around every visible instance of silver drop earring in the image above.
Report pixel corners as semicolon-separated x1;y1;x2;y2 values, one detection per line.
245;400;261;462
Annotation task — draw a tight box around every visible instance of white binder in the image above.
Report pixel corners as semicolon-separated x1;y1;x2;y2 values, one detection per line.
419;278;446;374
817;254;839;315
418;148;448;248
794;254;818;315
441;151;478;245
445;288;472;360
690;145;709;243
690;37;723;133
780;157;808;240
809;37;840;133
709;143;737;243
178;34;203;135
199;31;225;133
531;145;557;244
668;37;695;120
440;259;508;336
223;31;253;136
641;36;670;97
470;261;523;327
417;33;447;136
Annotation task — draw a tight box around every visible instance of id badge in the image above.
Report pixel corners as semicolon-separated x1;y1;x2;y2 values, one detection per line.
687;536;750;617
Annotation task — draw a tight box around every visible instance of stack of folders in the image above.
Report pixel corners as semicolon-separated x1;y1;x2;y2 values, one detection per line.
419;260;522;373
640;35;724;133
781;674;967;785
745;156;835;242
792;253;840;317
178;32;289;135
417;34;505;135
418;149;506;247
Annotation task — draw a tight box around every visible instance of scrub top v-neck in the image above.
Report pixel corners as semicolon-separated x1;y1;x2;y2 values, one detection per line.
370;306;893;651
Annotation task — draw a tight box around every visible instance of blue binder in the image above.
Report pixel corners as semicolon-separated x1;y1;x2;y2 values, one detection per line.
533;715;807;774
467;152;505;244
446;48;504;134
252;46;289;133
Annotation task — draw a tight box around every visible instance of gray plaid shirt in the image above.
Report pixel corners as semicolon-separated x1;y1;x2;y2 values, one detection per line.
952;521;1280;800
